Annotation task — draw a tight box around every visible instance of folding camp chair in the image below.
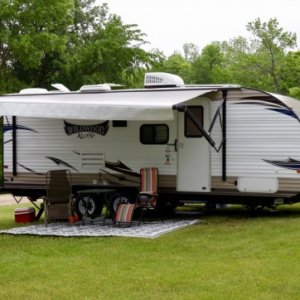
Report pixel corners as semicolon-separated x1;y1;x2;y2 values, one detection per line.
114;203;136;226
136;167;159;224
44;170;73;224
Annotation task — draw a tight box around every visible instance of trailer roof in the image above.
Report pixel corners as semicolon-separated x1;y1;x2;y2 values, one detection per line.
0;88;216;121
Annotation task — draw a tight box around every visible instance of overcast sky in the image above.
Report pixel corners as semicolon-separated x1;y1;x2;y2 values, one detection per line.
97;0;300;56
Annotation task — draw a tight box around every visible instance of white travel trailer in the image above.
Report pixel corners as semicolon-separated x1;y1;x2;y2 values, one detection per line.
1;72;300;217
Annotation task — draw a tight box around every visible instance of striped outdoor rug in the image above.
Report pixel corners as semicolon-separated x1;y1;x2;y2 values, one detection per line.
0;219;200;239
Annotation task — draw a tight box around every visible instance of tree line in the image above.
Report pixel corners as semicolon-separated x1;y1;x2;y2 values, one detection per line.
0;0;299;98
155;18;300;98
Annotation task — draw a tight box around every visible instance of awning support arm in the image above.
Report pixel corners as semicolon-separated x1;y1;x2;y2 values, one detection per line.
173;90;228;181
173;103;216;148
207;99;225;153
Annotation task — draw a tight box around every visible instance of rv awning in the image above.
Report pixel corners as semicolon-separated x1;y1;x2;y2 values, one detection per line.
0;89;215;121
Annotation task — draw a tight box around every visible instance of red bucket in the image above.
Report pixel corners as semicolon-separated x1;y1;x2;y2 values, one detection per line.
15;207;35;223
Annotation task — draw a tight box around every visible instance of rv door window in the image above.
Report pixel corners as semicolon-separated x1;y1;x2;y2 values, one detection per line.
140;124;169;144
185;106;203;138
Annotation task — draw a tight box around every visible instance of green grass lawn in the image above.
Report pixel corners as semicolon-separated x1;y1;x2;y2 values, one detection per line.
1;203;300;299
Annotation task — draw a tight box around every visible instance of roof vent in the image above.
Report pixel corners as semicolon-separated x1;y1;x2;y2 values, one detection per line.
19;88;48;94
80;84;111;92
51;83;70;92
144;72;184;88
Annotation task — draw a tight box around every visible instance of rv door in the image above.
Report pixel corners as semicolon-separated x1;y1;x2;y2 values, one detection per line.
177;98;211;192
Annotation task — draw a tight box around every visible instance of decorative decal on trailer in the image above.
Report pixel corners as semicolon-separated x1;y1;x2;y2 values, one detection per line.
235;96;300;121
234;98;300;174
63;120;109;139
104;160;139;177
99;169;140;186
264;158;300;173
3;123;38;144
15;158;78;175
70;152;138;184
3;124;38;133
17;163;43;176
46;156;79;172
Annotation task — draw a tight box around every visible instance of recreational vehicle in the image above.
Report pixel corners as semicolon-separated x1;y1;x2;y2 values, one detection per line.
1;72;300;217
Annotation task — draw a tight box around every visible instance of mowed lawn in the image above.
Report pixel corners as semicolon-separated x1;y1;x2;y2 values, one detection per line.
1;203;300;299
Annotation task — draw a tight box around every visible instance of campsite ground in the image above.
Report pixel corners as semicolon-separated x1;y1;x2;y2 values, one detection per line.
1;202;300;299
0;193;30;206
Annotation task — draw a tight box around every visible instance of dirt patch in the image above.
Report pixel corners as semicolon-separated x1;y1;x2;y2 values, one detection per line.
0;194;29;206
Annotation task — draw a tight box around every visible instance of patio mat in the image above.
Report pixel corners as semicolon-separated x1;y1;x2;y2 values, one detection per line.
0;219;200;239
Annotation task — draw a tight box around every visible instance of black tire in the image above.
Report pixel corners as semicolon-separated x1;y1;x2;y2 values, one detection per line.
108;193;135;217
205;202;217;212
158;201;177;217
75;194;103;218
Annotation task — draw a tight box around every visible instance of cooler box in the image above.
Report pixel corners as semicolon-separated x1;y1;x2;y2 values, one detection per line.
15;207;36;223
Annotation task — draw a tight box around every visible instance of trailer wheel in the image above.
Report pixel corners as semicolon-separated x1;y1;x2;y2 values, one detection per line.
246;205;264;216
109;193;135;217
75;194;103;218
159;201;178;217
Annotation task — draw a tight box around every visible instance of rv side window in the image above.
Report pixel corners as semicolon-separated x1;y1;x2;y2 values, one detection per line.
185;106;203;138
140;124;169;144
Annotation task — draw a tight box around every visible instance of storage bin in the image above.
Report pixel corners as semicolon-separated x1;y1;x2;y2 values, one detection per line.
15;207;35;223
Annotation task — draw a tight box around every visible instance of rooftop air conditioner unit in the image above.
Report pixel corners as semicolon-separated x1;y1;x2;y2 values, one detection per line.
144;72;184;88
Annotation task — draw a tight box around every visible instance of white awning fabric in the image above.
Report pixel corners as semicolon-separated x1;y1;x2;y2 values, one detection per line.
0;89;215;120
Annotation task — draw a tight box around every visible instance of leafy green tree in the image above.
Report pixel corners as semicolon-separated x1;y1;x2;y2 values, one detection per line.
0;0;158;93
246;18;297;93
219;36;267;87
60;1;157;89
289;87;300;99
206;19;298;94
159;18;298;95
157;51;192;83
190;42;224;84
182;43;199;62
0;0;73;92
283;51;300;98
